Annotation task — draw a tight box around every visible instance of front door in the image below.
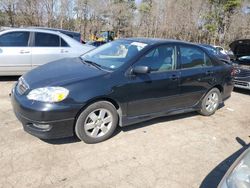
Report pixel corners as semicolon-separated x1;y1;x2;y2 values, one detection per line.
125;45;181;117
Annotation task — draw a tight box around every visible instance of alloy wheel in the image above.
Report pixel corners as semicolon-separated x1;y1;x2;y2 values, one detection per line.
84;108;113;138
205;92;219;112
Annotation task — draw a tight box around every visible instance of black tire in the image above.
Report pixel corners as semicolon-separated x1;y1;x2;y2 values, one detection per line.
198;88;221;116
75;101;118;144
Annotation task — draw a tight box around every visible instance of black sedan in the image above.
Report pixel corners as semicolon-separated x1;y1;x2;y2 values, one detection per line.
11;38;234;143
230;39;250;90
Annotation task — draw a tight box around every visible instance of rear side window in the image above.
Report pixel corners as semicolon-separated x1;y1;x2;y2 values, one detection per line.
61;38;69;47
180;46;212;69
35;32;59;47
0;32;30;47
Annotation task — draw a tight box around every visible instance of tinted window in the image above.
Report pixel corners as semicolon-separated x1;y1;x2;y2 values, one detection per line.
237;56;250;65
64;33;80;41
87;41;106;47
61;38;69;47
180;46;211;69
35;33;59;47
66;34;73;38
0;32;30;47
136;45;175;73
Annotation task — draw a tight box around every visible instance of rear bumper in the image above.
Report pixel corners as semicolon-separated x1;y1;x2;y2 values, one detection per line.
11;87;82;139
222;82;234;101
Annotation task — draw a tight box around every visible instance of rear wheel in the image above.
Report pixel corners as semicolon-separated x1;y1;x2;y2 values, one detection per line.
198;88;221;116
75;101;118;144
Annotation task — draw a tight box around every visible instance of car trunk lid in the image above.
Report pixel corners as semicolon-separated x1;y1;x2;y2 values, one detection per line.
229;39;250;59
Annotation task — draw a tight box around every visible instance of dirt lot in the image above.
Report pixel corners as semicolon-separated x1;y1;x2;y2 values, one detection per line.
0;77;249;188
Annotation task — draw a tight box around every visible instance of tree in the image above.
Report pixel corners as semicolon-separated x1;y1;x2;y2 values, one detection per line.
0;0;249;46
203;0;242;44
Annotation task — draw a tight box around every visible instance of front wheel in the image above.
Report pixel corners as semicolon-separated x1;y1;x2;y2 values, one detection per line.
75;101;118;144
198;88;221;116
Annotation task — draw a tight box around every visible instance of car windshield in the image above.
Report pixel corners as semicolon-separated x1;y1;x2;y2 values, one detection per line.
81;40;148;70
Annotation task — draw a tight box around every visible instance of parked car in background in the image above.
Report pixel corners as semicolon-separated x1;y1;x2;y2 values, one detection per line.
218;147;250;188
214;45;235;60
0;28;95;75
86;41;107;47
199;44;231;62
30;27;82;42
214;45;228;55
226;50;235;60
230;39;250;90
11;38;234;143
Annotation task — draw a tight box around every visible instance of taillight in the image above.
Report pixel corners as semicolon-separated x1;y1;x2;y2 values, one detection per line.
231;67;237;76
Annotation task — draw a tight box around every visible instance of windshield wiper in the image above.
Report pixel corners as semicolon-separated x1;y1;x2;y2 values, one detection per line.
81;59;102;70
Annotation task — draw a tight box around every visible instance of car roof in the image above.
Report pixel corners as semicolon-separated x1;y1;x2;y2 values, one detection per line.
1;28;64;35
0;27;93;49
28;27;80;35
122;37;193;45
199;43;215;48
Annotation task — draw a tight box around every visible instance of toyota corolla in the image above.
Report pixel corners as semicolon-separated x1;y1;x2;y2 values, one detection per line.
11;38;234;143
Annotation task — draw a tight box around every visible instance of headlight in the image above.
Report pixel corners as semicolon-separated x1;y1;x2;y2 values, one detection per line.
219;149;250;188
27;87;69;103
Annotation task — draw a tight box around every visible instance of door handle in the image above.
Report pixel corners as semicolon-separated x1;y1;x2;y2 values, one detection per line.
206;70;214;75
170;74;179;81
61;49;69;53
20;50;30;54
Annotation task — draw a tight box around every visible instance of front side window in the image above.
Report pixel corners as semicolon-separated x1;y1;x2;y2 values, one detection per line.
35;32;59;47
135;45;176;73
0;31;30;47
81;40;148;70
180;46;212;69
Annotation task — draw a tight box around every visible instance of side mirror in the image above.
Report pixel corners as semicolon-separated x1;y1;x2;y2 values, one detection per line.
132;66;150;74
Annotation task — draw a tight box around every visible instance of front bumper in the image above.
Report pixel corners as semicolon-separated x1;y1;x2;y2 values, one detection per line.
11;87;82;139
233;79;250;90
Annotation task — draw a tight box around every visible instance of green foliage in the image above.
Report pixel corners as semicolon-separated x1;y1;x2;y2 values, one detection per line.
139;2;151;14
202;0;242;42
223;0;241;12
208;0;241;13
0;11;8;27
204;24;217;32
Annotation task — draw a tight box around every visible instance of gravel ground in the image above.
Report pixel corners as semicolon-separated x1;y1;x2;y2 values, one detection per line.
0;77;249;188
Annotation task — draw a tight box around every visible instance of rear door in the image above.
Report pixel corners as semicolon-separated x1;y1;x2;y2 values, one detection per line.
178;44;215;108
31;32;69;68
0;31;32;75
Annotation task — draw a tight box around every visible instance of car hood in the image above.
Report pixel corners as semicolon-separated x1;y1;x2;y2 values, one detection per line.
78;44;96;54
23;57;107;88
229;39;250;59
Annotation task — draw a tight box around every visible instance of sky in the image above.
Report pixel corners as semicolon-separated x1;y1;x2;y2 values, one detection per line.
135;0;142;5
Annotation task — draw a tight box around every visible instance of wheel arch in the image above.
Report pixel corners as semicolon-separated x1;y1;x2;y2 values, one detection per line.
198;84;224;108
213;84;224;94
74;97;123;130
